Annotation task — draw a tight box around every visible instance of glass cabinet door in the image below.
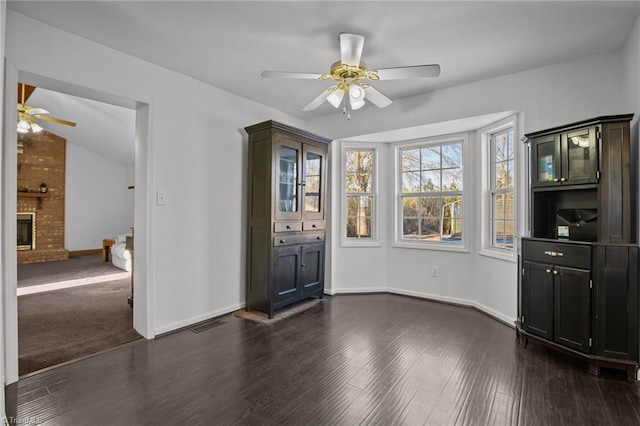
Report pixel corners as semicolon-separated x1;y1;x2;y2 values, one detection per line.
276;140;302;220
564;127;597;185
303;145;325;220
532;134;562;187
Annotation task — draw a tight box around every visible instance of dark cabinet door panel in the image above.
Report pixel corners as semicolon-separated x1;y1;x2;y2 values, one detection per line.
553;266;591;353
301;243;324;295
522;261;554;339
594;245;639;360
273;246;301;303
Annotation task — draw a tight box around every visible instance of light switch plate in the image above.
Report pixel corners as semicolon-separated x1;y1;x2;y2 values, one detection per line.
156;190;167;206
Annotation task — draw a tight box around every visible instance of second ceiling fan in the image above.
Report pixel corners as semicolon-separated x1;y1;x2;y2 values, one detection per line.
262;33;441;118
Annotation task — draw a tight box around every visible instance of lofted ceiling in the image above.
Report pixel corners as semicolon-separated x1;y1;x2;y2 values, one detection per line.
25;87;135;166
7;1;640;122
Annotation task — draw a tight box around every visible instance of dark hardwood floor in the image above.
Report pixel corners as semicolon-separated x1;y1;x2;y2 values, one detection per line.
10;294;640;425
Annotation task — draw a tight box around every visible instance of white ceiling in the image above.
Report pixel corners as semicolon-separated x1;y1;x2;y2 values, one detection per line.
7;1;640;157
26;88;136;166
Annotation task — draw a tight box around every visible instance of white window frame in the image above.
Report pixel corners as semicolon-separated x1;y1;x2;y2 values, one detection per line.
341;144;381;247
392;133;469;253
479;115;519;262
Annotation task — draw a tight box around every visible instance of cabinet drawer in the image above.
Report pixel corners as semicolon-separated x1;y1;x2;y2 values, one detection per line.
274;232;325;247
274;222;303;233
303;220;325;231
522;239;591;269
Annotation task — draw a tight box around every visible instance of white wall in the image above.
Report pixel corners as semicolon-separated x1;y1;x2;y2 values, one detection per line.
4;10;304;335
310;50;627;324
0;0;6;421
65;142;132;250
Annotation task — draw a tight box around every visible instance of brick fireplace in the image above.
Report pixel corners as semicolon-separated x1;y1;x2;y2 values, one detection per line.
17;131;69;264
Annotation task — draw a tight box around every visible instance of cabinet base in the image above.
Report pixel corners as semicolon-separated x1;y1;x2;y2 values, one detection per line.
515;321;639;382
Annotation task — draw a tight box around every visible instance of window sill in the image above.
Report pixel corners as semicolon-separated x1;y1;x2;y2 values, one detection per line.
391;241;469;253
341;240;383;248
478;248;517;263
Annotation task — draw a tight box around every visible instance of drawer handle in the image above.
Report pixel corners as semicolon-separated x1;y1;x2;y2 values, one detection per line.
280;239;286;244
312;224;317;228
544;251;564;257
316;236;321;240
286;225;291;229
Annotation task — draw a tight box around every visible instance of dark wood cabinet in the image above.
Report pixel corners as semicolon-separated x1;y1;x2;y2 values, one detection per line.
245;120;330;317
531;126;598;188
518;114;639;380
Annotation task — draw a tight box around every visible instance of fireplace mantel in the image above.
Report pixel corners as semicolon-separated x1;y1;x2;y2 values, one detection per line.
18;192;50;209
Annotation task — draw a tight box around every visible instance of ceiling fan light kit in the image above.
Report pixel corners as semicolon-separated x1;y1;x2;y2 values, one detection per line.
16;83;77;135
261;32;441;119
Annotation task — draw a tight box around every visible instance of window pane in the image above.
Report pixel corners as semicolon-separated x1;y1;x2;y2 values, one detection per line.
420;218;441;240
357;173;372;193
444;219;463;241
505;192;514;219
494;194;505;220
402;149;421;171
504;220;515;248
346;218;358;238
403;219;420;239
359;218;372;238
495;162;508;189
345;150;358;172
346;196;359;217
442;168;463;191
506;160;514;188
359;151;373;173
360;196;373;217
346;173;359;193
507;131;515;160
494;220;506;246
421;170;440;192
402;172;421;192
442;144;463;168
420;196;442;218
402;197;419;217
443;196;462;218
421;147;440;170
495;133;508;162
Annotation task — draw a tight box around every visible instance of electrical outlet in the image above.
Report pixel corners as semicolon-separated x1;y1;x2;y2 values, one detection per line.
432;266;439;277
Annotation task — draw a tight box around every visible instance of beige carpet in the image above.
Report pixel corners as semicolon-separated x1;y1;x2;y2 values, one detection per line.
233;298;324;324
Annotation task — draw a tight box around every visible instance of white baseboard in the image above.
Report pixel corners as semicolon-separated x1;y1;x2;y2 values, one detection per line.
325;287;387;295
329;286;515;327
154;302;245;335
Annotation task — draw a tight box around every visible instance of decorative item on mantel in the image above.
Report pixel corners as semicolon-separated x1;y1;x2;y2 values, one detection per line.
39;183;47;193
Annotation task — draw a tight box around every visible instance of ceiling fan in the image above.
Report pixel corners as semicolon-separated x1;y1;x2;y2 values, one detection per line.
17;83;76;134
262;33;441;119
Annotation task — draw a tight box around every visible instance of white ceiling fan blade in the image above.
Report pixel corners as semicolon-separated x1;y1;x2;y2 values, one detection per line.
363;85;392;108
302;87;335;111
26;107;49;115
262;71;324;79
374;64;441;80
340;33;365;67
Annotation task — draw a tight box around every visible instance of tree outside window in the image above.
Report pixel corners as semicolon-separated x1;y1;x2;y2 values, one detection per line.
491;129;515;249
400;142;463;243
345;149;374;239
